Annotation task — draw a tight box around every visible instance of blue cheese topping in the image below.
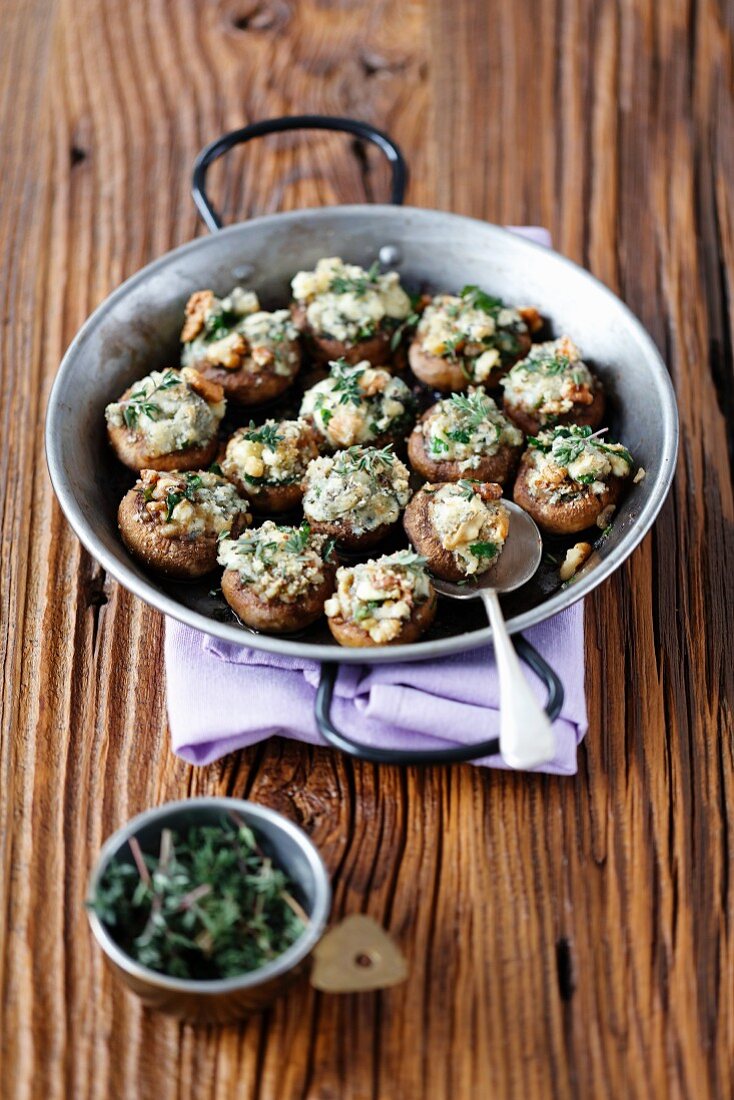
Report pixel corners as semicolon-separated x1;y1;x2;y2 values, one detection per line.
218;521;331;603
135;469;250;539
181;287;299;378
501;336;595;421
300;359;414;448
421;388;523;471
324;550;432;644
291;257;411;344
415;286;529;378
427;482;510;575
105;367;225;456
525;425;634;502
223;419;319;487
303;445;411;535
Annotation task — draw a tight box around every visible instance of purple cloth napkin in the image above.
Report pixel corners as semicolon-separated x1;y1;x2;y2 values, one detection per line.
165;225;589;774
166;604;587;774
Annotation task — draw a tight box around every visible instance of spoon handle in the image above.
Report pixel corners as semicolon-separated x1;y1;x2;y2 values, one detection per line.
482;589;557;769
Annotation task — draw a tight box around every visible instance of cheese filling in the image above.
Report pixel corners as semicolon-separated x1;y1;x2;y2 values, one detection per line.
223;419;320;487
134;469;250;540
105;368;225;456
181;287;300;378
324;551;432;644
300;359;413;448
501;336;595;421
303;446;411;535
428;482;510;575
415;286;528;377
421;387;523;471
218;521;331;603
291;257;411;344
525;425;634;502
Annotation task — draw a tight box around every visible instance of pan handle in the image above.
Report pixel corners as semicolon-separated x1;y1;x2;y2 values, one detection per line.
313;636;564;766
192;115;408;233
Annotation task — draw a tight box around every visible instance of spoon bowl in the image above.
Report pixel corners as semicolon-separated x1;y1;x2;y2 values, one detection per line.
429;500;555;770
430;501;544;601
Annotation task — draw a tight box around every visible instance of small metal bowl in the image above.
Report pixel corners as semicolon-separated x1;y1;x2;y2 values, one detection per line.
86;798;331;1023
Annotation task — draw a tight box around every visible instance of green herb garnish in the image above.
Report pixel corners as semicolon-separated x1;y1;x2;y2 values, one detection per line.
342;444;396;474
329;359;365;406
457;479;480;500
459;285;503;314
244;420;284;448
203;305;237;342
329;260;381;297
284;522;312;554
449;390;494;427
88;816;307;981
122;370;180;430
468;541;498;559
165;490;184;521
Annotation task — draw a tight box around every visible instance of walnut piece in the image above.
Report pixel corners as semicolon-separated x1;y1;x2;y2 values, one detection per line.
205;333;249;371
560;542;592;581
181;290;215;343
251;345;276;369
181;366;225;404
518;306;543;333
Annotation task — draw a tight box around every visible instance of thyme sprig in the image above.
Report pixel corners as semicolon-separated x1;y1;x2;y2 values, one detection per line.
243;420;284;448
122;370;180;430
449;390;494;428
329;260;381;296
88;816;308;981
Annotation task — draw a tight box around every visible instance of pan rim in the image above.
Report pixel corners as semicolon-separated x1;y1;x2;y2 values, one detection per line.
45;204;678;665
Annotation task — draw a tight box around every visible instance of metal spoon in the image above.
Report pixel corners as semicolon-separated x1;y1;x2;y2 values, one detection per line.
430;501;556;770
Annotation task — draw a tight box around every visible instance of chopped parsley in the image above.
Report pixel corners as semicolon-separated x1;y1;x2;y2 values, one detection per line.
459;285;504;315
468;541;498;559
203;305;237;342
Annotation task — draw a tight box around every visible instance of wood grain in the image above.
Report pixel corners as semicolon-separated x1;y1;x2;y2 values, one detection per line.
1;0;732;1097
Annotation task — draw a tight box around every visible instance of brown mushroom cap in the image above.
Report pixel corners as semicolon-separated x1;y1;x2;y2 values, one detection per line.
512;451;625;536
327;587;438;648
221;562;336;633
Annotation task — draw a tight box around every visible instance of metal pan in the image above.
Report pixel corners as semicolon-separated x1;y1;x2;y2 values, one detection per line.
45;116;678;765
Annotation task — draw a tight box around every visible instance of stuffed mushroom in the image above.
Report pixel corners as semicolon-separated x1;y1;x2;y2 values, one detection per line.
404;480;509;582
290;256;412;366
222;418;321;514
105;367;225;472
300;359;415;450
181;286;301;406
407;387;524;486
324;550;437;647
513;425;635;535
218;520;337;634
501;336;605;435
408;286;536;392
302;444;412;550
118;469;251;580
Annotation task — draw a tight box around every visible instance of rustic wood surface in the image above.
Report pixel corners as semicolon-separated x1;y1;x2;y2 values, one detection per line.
1;0;732;1096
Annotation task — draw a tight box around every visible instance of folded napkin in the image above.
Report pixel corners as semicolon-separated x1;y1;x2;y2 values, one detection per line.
165;225;589;773
166;604;587;773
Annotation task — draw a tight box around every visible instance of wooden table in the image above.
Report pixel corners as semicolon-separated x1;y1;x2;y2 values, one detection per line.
2;1;732;1096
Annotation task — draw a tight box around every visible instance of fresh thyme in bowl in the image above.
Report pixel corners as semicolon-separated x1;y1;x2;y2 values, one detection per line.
88;815;309;981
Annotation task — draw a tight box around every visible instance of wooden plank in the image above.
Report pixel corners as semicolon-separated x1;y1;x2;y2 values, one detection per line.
0;0;732;1097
